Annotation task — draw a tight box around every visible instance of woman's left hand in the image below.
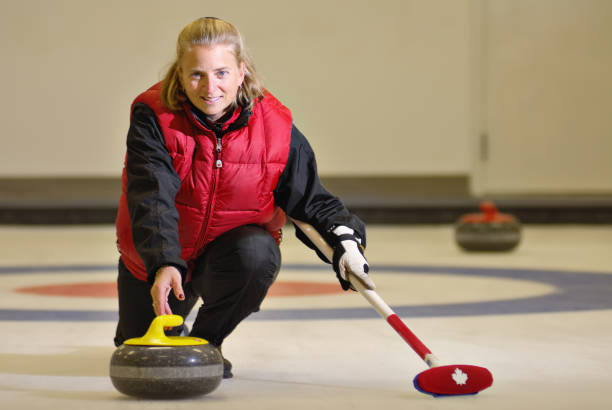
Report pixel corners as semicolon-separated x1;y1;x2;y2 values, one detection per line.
331;226;376;291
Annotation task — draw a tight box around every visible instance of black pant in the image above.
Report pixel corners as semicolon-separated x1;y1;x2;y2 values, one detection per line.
114;225;281;347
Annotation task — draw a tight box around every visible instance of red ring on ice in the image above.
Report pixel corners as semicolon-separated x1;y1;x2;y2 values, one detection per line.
15;280;343;298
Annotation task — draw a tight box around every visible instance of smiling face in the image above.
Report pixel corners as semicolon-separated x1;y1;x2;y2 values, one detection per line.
179;44;245;121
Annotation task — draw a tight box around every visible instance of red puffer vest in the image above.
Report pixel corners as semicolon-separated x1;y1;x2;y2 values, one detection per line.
116;83;292;281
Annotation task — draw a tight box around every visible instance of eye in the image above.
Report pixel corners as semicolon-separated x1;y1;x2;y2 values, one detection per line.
190;72;201;79
217;70;228;78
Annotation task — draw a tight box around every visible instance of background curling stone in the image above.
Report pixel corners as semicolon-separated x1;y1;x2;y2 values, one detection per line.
454;201;521;251
110;315;223;399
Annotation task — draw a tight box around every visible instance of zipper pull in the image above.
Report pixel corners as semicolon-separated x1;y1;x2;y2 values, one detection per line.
215;137;223;168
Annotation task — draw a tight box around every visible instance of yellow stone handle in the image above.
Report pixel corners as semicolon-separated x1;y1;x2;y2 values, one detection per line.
143;314;183;342
124;315;208;346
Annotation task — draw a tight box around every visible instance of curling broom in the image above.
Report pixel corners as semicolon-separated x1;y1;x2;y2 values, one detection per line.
291;218;493;397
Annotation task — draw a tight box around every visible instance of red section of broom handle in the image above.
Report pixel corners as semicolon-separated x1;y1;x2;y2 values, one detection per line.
290;218;434;362
387;313;432;360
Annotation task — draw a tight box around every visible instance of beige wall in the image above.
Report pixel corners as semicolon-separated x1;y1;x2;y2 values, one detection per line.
476;0;612;195
1;0;610;195
0;0;472;177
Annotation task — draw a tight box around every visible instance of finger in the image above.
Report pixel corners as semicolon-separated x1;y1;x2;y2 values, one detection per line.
339;264;348;281
152;300;162;316
172;277;185;301
151;290;166;316
347;266;376;290
349;272;376;290
355;261;375;289
152;286;171;316
362;274;376;290
151;283;165;303
161;299;173;316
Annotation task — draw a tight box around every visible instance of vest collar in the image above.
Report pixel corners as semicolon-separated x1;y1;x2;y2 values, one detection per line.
186;100;252;138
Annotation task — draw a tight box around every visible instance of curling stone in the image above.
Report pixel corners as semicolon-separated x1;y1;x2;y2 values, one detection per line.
455;201;521;251
110;315;223;399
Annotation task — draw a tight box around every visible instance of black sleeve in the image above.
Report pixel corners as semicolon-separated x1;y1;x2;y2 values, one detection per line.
274;124;366;261
125;103;187;283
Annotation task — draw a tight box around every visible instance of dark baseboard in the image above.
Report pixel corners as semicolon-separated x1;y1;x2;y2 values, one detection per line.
1;176;611;224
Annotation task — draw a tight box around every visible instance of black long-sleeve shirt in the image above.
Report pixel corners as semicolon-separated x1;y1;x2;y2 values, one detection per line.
125;102;365;281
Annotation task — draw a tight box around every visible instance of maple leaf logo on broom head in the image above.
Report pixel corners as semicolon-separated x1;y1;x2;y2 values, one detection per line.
452;368;468;385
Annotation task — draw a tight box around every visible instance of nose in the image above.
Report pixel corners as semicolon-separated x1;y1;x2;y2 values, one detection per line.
201;76;216;94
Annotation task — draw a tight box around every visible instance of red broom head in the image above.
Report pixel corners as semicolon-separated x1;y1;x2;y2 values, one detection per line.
413;364;493;397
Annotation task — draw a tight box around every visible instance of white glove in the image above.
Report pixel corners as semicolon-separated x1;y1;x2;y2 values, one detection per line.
332;226;375;291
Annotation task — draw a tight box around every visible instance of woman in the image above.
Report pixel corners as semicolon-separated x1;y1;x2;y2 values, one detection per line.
114;17;374;379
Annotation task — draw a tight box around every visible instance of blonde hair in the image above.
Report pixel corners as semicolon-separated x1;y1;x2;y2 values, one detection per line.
161;17;264;111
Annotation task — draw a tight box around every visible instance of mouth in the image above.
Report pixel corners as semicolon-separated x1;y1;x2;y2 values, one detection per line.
201;96;222;104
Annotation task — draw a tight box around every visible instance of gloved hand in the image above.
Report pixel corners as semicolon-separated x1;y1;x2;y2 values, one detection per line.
331;226;375;291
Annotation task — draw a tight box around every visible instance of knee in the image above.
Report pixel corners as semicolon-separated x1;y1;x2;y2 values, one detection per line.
232;226;281;284
191;225;281;294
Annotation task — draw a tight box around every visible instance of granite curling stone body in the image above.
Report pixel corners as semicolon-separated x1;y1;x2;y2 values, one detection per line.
455;201;521;251
110;315;223;398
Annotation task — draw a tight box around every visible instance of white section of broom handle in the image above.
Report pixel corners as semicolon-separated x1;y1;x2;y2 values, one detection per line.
290;218;395;318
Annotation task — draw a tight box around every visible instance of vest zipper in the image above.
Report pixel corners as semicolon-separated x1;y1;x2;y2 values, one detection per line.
215;137;223;168
193;134;222;256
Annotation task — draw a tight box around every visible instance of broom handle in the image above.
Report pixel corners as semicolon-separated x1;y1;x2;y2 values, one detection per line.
291;218;441;368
